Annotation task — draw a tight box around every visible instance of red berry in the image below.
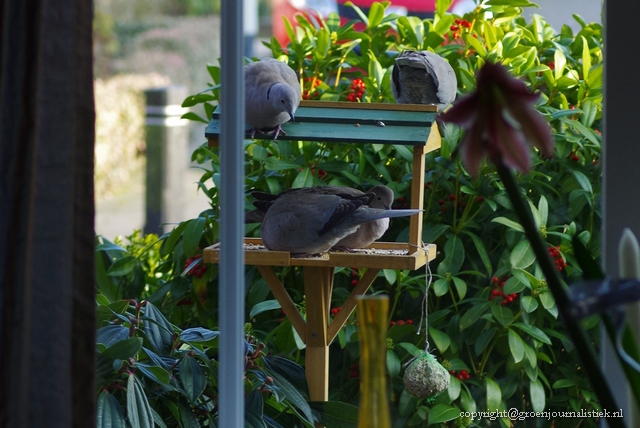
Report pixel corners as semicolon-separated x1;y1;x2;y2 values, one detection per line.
491;289;500;297
464;373;470;380
455;18;461;24
492;276;499;283
438;199;445;206
476;196;484;203
397;320;405;325
407;319;413;325
450;370;456;375
389;321;395;327
450;25;459;31
449;194;456;201
457;373;464;380
460;369;467;375
351;279;358;286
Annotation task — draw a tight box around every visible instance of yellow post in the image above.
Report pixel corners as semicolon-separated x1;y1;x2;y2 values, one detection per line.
356;295;391;428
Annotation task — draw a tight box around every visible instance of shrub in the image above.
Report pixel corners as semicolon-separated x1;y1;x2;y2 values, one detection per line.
97;1;604;426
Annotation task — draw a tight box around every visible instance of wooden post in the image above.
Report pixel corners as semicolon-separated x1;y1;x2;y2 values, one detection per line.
303;266;334;402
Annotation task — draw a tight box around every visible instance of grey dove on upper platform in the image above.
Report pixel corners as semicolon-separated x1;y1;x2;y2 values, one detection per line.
245;57;301;140
391;50;457;111
247;185;397;250
260;190;420;255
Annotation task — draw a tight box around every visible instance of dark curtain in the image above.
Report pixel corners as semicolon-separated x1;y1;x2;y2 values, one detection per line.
0;0;96;427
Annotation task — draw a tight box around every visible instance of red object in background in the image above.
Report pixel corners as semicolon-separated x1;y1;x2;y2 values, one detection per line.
272;0;468;47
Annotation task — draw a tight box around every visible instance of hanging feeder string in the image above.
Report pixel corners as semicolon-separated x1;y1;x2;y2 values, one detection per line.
416;243;433;352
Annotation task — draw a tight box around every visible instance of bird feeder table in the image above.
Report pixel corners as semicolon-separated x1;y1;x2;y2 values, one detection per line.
203;100;440;404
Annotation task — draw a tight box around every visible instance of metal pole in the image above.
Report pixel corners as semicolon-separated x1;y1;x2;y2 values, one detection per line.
143;85;189;235
219;0;245;426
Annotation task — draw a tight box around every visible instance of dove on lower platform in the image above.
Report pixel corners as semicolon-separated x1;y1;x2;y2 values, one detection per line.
245;57;301;140
260;191;420;255
247;185;398;250
391;50;457;111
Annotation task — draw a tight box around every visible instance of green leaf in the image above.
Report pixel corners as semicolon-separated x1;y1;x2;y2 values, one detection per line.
520;296;538;313
491;304;513;327
448;374;461;401
96;325;130;348
309;401;358;428
437;235;464;276
510;240;536;269
503;275;526;294
464;33;487;57
97;390;126;428
292;167;314;188
492;217;524;232
387;349;401;378
142;302;175;355
135;362;171;385
161;221;189;258
383;269;397;285
475;328;497;354
553;48;566;81
263;365;314;423
181;112;208;123
96;338;143;384
179;355;207;405
538;196;549;227
485;377;502;410
571;169;594;195
183;217;205;258
461;230;493;276
460;301;491;330
429;327;451;353
106;256;137;277
508;329;525;363
427;403;460;425
262;355;309;399
433;278;449;297
250;299;282;319
178;400;201;427
513;322;552;345
180;327;220;343
581;36;591;81
452;276;467;300
367;1;385;29
127;374;154;428
530;378;545;412
552;379;576;389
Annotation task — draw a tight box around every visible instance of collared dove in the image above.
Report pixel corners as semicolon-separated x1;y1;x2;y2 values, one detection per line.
391;50;457;111
260;190;420;255
245;57;301;140
246;185;398;250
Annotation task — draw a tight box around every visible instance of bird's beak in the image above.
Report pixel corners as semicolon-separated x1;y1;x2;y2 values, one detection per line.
288;110;295;122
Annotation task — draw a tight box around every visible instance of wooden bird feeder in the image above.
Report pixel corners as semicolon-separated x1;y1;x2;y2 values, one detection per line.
203;100;440;405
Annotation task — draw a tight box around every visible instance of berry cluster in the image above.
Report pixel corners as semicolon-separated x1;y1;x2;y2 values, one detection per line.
349;361;360;378
548;246;567;271
350;267;359;286
450;369;470;381
330;306;342;317
347;78;365;102
437;193;461;214
184;254;207;278
489;276;519;306
389;319;413;327
302;77;322;100
567;150;580;162
393;196;409;209
444;18;474;45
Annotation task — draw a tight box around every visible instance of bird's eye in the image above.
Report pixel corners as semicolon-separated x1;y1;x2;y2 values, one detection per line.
281;99;285;104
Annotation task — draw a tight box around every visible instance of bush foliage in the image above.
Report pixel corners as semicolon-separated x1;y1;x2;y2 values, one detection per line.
96;1;604;426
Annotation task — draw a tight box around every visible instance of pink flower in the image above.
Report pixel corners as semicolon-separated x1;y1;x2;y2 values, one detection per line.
441;62;553;176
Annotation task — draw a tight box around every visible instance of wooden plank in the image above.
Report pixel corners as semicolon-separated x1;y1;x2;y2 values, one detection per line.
298;100;438;112
326;268;380;344
256;266;306;341
204;241;437;269
409;144;426;254
303;266;333;402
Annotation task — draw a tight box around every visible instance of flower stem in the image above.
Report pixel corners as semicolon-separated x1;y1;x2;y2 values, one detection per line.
496;162;622;427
